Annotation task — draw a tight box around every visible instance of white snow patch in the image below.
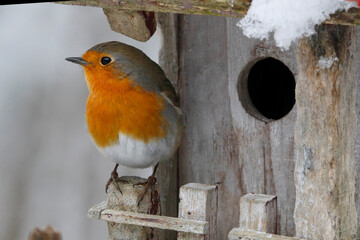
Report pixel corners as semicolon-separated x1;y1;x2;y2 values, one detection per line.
237;0;357;50
317;55;339;69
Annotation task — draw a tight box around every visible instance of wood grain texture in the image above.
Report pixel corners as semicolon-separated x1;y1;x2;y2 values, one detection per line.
156;12;180;240
87;185;212;235
355;28;360;239
105;176;161;240
178;183;218;240
228;229;305;240
56;0;360;26
294;25;359;240
239;193;277;234
178;15;297;238
100;209;208;233
57;0;250;18
102;9;156;41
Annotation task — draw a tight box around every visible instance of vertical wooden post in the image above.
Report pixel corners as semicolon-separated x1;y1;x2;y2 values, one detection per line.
239;193;277;233
294;25;358;239
178;183;218;240
106;176;161;240
157;12;180;240
228;193;282;240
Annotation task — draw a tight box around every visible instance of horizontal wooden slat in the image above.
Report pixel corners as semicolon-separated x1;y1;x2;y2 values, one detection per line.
57;0;250;18
87;201;107;219
228;229;306;240
57;0;360;25
87;202;208;234
101;209;208;234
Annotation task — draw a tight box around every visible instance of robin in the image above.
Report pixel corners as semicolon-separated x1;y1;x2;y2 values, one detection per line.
66;41;183;203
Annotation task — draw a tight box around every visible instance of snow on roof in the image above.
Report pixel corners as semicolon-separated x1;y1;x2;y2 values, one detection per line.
237;0;358;50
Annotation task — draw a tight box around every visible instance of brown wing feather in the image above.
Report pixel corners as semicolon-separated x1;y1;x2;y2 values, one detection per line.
159;78;179;107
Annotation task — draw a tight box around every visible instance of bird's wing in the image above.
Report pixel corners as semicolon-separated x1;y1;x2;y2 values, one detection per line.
159;78;179;107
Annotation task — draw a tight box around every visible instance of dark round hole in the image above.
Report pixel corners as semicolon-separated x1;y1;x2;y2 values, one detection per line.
246;58;295;121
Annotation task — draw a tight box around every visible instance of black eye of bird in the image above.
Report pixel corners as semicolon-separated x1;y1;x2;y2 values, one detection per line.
100;56;112;66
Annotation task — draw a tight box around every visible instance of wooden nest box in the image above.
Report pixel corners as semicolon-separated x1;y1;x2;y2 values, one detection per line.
61;1;360;239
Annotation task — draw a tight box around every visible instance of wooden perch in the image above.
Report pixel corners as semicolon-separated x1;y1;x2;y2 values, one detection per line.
88;181;217;239
58;0;360;26
104;176;161;240
89;201;209;234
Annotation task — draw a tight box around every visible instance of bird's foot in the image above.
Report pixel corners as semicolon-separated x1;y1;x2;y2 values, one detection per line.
105;164;128;194
133;163;159;206
133;174;157;206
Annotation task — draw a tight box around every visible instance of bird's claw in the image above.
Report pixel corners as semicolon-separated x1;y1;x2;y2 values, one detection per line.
105;175;123;194
134;175;157;206
105;164;128;194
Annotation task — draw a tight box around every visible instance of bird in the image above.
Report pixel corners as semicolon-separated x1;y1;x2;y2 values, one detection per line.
66;41;183;203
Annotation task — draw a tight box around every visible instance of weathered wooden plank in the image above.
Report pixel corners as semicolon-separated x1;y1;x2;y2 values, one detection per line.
103;209;204;233
88;200;208;234
239;193;277;233
355;27;360;239
57;0;250;18
228;229;305;240
157;13;179;91
179;15;232;240
179;14;297;238
57;0;360;26
104;176;161;240
178;183;218;240
230;18;298;237
88;201;107;219
156;12;180;240
102;8;156;41
294;25;359;239
87;183;214;235
96;209;208;233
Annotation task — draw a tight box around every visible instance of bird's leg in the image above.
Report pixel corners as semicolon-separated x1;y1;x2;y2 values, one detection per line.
105;164;128;194
133;163;159;206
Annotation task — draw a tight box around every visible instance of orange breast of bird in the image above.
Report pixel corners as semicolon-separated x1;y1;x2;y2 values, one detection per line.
82;51;168;148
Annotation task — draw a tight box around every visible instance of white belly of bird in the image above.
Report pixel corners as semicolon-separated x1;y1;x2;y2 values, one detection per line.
96;131;177;168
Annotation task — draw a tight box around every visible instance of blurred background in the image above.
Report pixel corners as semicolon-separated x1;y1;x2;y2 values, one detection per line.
0;3;161;239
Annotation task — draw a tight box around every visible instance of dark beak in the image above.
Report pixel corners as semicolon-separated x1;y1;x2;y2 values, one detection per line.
65;57;88;66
